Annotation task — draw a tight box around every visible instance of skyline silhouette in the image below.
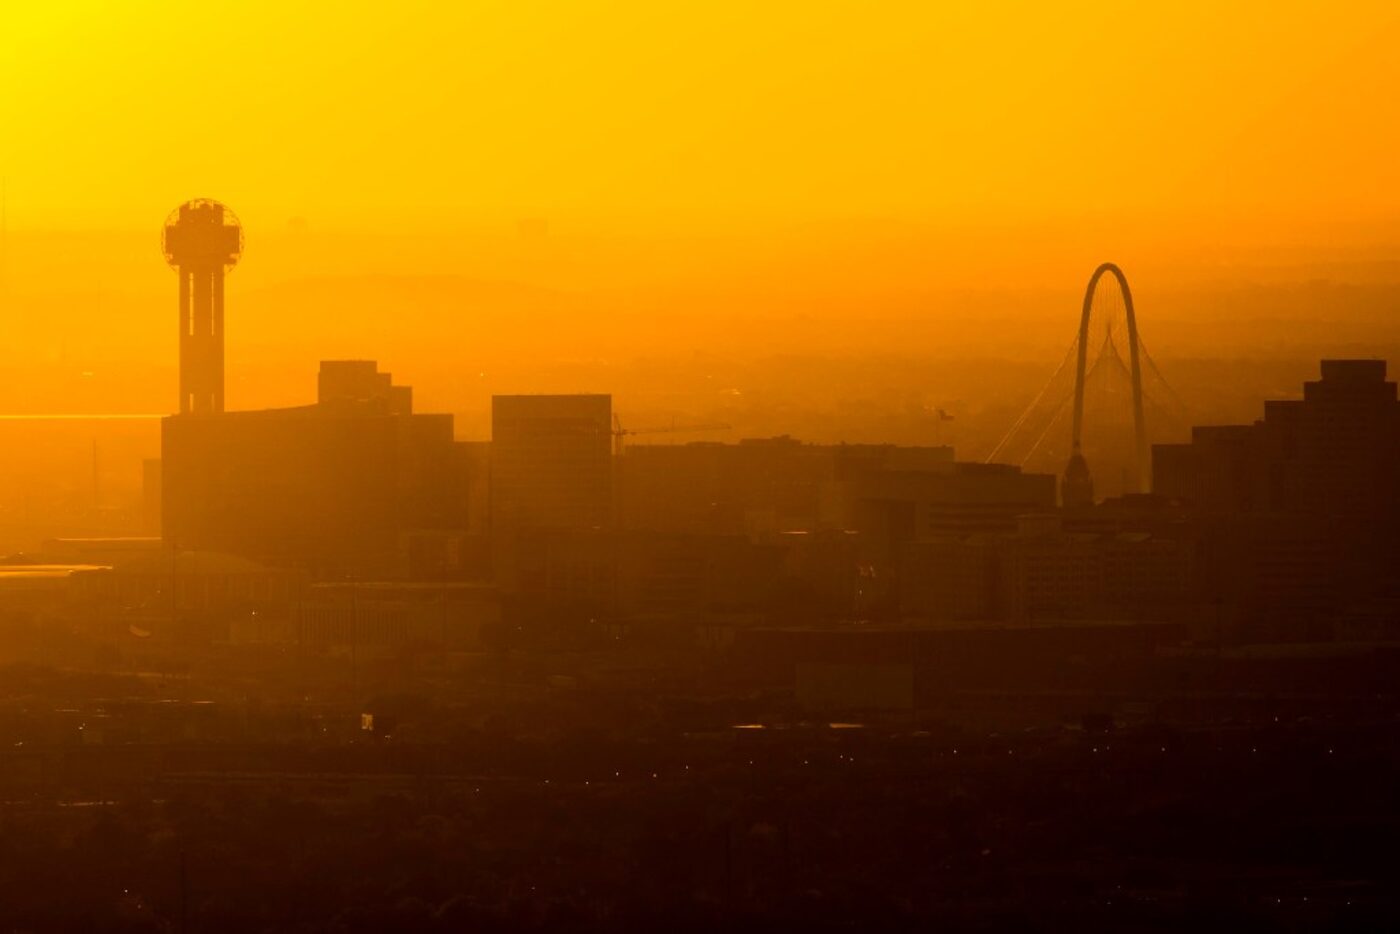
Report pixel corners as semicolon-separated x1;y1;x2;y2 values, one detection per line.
2;4;1400;931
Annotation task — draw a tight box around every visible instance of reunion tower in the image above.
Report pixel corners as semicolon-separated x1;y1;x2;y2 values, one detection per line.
162;199;243;414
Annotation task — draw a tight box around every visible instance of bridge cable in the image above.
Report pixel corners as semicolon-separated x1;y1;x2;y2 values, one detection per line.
985;335;1078;463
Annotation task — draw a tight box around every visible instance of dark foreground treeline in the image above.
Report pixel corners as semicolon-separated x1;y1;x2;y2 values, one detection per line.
0;716;1397;933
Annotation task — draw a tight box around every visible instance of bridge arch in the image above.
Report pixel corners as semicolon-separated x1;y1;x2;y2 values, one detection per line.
1068;262;1148;496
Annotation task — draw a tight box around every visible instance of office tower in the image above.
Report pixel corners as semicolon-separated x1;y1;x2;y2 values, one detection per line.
490;394;613;531
163;361;465;577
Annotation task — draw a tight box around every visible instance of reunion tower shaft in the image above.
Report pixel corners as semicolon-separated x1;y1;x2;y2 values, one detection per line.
162;200;243;414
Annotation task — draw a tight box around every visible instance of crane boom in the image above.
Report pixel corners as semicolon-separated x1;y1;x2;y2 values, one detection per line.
611;415;731;456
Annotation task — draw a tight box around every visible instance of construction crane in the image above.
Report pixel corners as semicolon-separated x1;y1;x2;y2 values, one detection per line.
611;414;731;457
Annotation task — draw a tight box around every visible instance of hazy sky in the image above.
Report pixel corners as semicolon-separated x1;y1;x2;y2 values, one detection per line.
2;1;1398;238
0;2;1397;498
1;1;1399;421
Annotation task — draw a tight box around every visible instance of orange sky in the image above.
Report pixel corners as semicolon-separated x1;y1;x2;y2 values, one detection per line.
0;2;1397;509
3;2;1398;237
1;2;1399;417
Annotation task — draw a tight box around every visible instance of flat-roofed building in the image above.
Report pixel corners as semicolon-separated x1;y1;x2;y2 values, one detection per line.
491;394;612;532
162;361;465;577
618;437;954;535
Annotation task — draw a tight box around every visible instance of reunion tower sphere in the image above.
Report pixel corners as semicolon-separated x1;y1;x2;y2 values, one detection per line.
162;199;243;414
162;198;243;270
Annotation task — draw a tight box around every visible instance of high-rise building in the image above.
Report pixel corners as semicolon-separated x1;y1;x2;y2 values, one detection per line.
1152;359;1400;641
490;394;612;532
318;360;412;415
162;361;466;577
617;437;954;535
843;462;1056;542
1153;359;1400;516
